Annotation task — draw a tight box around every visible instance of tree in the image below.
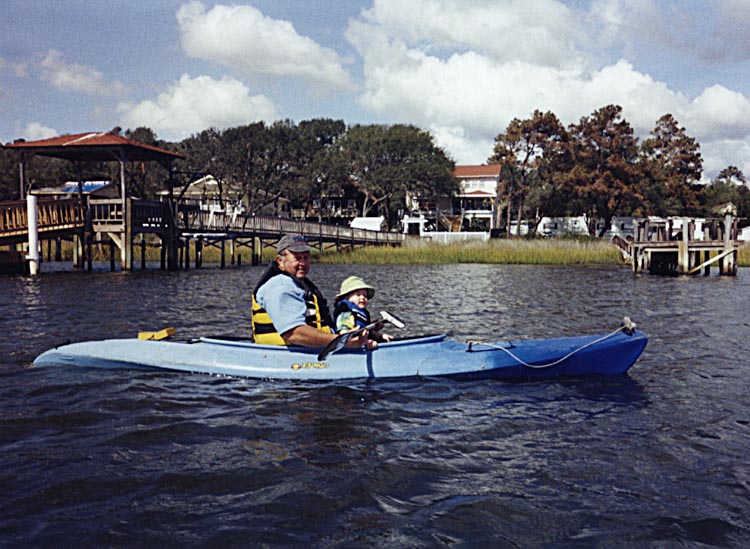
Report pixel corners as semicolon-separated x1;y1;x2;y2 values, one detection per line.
294;119;348;221
182;122;299;215
489;117;532;236
714;165;746;187
220;122;281;213
489;110;569;236
121;127;173;199
640;114;702;216
177;127;226;201
700;165;750;218
341;124;458;229
565;105;642;236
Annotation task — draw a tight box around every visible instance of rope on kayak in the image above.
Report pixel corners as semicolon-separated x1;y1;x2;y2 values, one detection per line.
466;317;637;369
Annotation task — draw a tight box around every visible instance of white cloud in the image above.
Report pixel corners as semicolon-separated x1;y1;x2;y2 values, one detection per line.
0;55;30;80
21;122;57;140
38;49;127;96
686;85;750;140
429;124;491;165
360;0;582;68
588;0;665;49
176;1;354;91
590;0;750;63
117;74;280;140
700;138;750;181
346;0;750;176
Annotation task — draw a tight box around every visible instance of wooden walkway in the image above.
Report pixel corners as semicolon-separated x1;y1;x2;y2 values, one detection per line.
0;198;406;272
613;216;739;276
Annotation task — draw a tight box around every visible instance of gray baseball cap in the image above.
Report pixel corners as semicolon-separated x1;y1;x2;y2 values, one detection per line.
277;234;311;253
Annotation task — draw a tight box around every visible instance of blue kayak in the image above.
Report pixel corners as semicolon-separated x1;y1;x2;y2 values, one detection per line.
33;328;647;381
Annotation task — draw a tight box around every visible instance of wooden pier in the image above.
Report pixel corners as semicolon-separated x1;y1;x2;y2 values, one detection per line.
0;197;406;273
614;215;739;276
1;132;407;274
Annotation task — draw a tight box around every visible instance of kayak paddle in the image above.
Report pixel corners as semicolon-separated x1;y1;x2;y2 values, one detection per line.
317;310;405;361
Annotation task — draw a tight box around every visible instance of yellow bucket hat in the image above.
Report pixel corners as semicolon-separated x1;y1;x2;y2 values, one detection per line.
336;276;375;300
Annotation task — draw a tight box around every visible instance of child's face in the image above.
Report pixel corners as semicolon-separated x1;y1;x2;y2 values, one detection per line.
347;289;369;308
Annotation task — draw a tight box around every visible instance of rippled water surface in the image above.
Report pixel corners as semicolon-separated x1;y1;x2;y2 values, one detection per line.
2;262;750;546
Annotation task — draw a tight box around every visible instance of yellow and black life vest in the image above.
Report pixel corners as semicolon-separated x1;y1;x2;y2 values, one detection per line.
251;263;333;345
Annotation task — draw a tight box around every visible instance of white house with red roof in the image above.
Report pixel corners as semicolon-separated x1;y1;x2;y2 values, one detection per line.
452;164;500;230
403;164;500;235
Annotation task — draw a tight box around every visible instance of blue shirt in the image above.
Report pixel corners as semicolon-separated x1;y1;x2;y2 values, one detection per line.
255;274;308;336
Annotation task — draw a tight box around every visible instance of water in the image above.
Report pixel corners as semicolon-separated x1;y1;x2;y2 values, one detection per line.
1;263;749;546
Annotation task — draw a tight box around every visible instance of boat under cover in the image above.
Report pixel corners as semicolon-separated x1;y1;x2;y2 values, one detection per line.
33;329;648;381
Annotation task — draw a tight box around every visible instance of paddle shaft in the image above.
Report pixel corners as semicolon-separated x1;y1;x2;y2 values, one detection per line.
317;320;381;361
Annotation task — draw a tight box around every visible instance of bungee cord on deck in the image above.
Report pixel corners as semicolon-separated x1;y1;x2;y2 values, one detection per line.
466;317;638;369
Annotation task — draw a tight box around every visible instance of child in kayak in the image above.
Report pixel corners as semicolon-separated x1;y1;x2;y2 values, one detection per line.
334;276;393;344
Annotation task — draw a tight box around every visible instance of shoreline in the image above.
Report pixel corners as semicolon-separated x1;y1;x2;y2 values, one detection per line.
29;237;750;268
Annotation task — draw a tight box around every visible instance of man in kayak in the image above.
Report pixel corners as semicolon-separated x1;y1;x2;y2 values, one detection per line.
251;234;374;349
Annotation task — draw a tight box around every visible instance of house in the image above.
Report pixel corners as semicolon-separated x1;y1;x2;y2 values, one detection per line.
451;165;500;231
711;202;737;216
404;164;500;233
302;195;359;221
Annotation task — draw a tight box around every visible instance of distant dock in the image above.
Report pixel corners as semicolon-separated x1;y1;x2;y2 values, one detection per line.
613;215;739;276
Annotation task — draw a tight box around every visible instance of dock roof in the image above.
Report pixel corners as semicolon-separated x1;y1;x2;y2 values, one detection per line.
3;132;185;164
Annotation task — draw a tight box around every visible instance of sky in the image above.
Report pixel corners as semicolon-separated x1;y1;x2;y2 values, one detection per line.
2;0;750;180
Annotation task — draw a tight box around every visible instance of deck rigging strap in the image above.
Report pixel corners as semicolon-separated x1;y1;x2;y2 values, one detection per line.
467;317;637;369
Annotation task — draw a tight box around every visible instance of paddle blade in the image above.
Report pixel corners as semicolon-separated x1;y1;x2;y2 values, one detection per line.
380;310;405;329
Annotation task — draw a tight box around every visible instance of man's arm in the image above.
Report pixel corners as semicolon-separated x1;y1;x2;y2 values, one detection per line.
282;324;373;349
259;276;373;349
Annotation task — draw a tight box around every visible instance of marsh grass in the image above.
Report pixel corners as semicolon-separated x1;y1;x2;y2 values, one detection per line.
738;243;750;267
318;238;624;265
44;236;750;267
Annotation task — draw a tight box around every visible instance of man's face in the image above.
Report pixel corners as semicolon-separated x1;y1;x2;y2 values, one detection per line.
277;250;311;279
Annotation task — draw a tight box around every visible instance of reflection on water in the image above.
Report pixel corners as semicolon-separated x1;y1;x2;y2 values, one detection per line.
1;264;750;545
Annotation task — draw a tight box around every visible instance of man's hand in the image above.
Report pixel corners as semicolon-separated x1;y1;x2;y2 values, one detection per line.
345;329;377;350
282;324;376;350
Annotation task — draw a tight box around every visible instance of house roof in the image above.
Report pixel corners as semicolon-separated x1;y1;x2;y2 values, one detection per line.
711;202;737;215
454;164;501;179
31;181;118;197
3;132;185;163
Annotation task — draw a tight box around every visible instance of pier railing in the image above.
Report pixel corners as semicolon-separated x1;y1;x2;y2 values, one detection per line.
90;199;124;232
624;215;739;275
2;196;405;271
179;209;406;245
0;198;83;244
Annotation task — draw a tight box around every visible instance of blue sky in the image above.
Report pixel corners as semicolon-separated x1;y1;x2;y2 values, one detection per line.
2;0;750;179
